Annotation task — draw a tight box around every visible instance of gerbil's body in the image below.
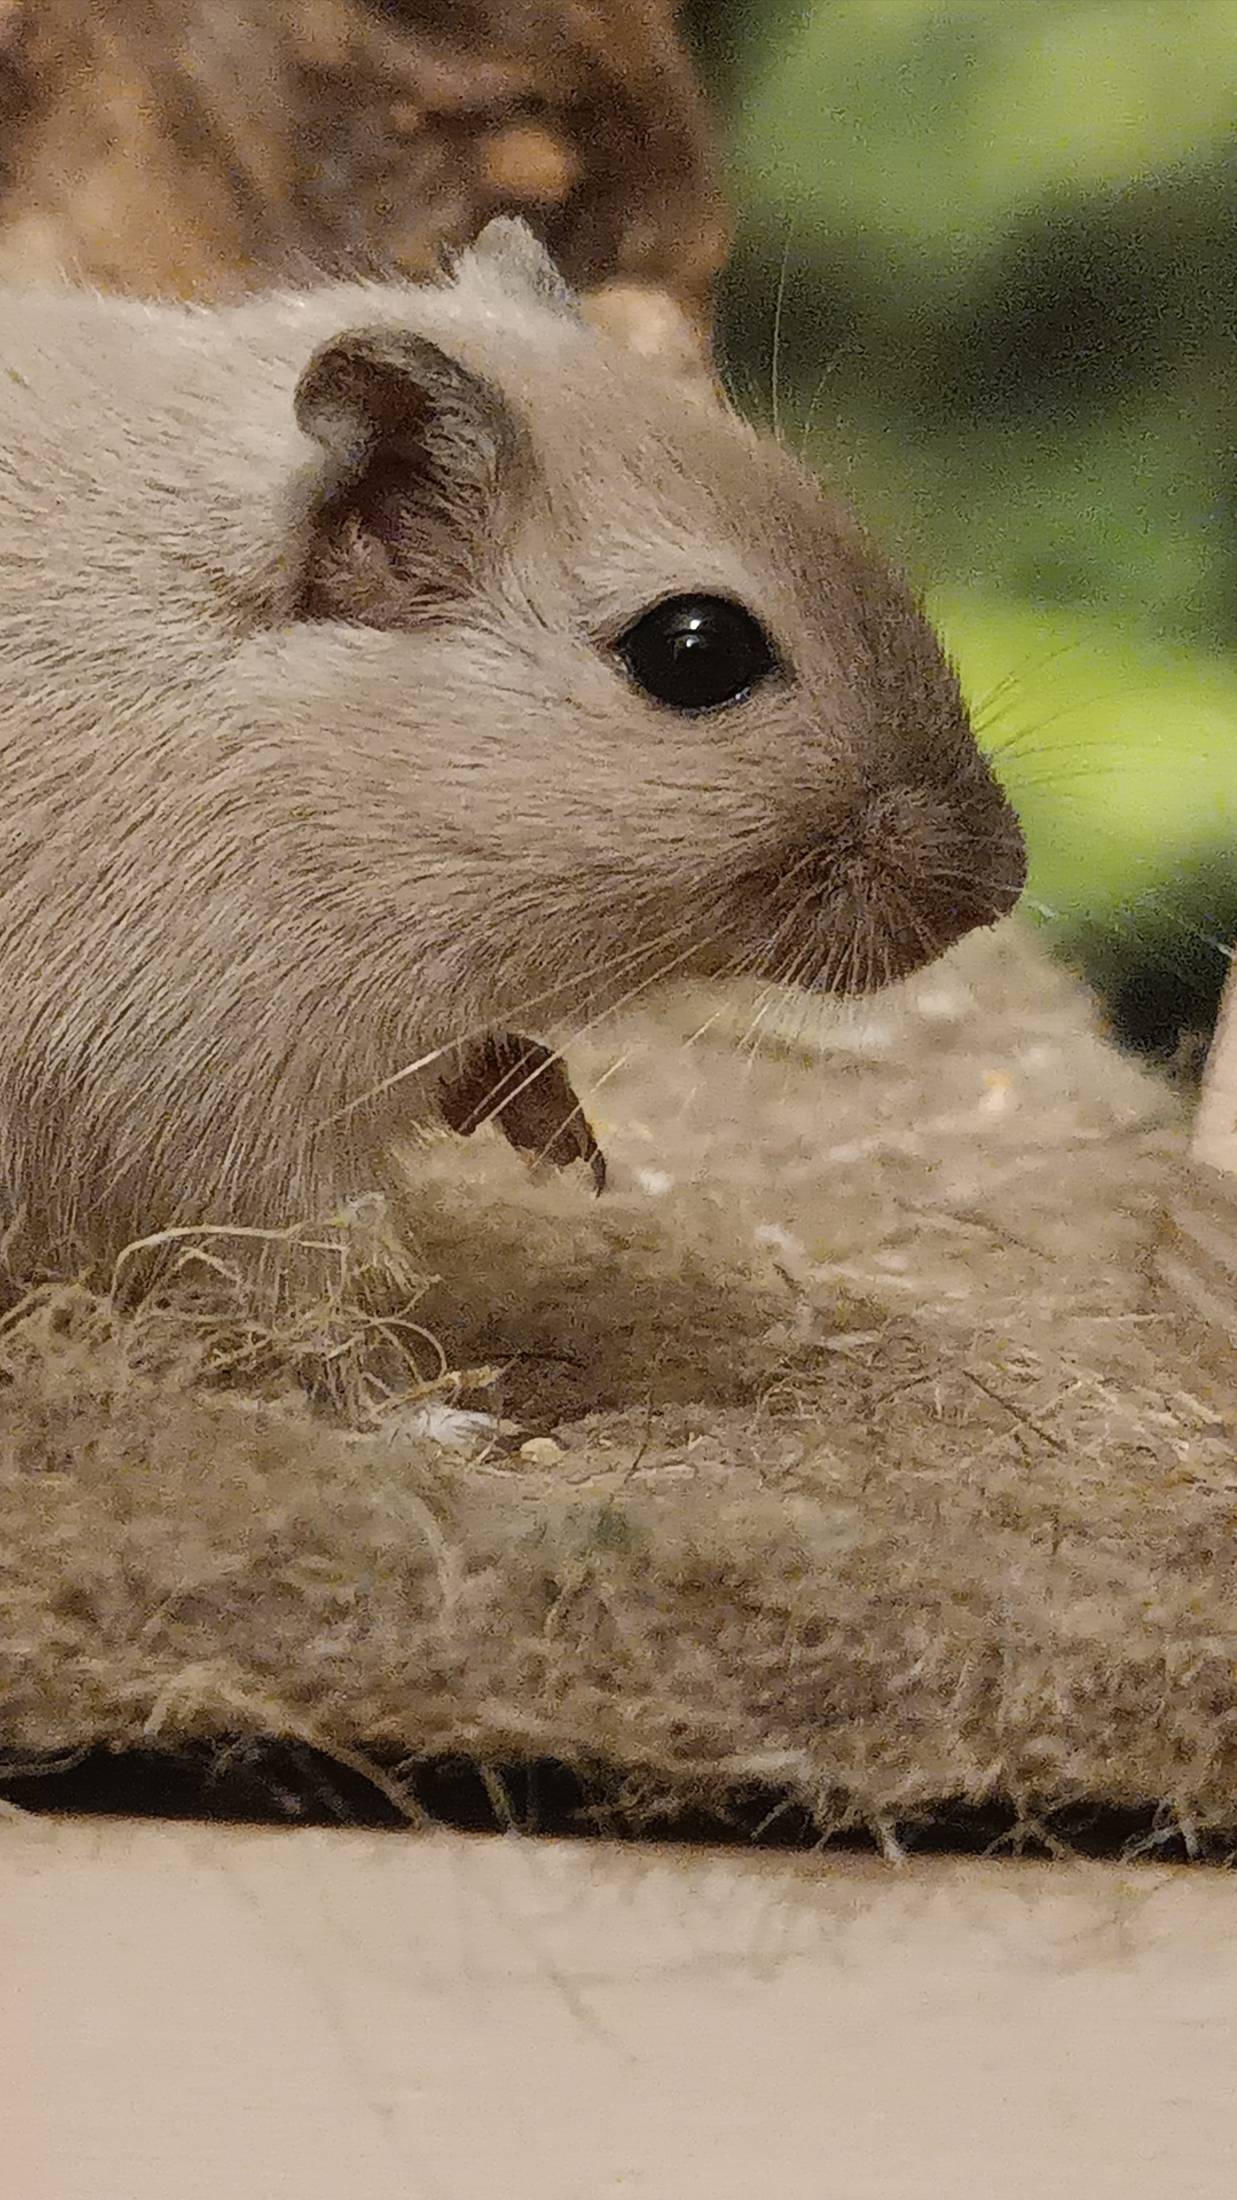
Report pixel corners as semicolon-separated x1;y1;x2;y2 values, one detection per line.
0;222;1022;1267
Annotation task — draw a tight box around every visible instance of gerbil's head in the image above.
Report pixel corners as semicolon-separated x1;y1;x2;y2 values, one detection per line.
287;219;1024;1029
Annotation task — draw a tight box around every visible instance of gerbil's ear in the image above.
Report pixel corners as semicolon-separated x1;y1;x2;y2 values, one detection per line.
455;216;580;318
294;325;526;624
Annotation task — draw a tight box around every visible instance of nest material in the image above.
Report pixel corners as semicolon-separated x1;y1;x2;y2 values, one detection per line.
2;922;1233;1844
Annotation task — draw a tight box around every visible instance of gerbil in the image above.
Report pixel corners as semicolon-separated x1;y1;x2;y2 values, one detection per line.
0;217;1023;1273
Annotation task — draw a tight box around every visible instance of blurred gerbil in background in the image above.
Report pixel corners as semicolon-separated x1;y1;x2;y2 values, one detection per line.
0;1;728;341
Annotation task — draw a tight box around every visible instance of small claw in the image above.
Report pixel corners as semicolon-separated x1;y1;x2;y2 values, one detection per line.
587;1135;607;1197
439;1031;607;1193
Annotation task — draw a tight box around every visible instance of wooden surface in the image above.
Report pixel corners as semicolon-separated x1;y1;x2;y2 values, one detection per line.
4;1818;1237;2198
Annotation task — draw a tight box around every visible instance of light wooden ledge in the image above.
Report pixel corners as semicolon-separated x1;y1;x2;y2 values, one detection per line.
4;1816;1237;2199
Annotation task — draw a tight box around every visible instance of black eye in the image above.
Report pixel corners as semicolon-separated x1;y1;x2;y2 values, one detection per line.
616;594;776;713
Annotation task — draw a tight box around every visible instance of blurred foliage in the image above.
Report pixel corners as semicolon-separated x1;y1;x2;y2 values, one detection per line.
685;0;1237;1064
934;593;1237;1061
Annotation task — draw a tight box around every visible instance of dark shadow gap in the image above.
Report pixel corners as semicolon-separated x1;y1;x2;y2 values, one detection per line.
2;1740;1229;1865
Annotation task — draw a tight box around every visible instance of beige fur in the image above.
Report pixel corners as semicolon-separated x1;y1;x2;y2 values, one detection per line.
0;219;1022;1270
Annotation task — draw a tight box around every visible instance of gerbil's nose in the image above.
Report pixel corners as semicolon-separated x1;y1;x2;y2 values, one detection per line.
934;798;1027;943
850;773;1027;975
981;803;1028;919
868;771;1025;900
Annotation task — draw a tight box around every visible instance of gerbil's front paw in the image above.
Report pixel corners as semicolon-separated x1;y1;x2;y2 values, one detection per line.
438;1032;606;1193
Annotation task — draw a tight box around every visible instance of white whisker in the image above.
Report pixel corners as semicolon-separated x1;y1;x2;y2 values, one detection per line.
769;220;796;449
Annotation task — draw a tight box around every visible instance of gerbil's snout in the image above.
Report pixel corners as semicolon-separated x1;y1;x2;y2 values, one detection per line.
831;766;1025;991
741;758;1026;999
860;772;1026;965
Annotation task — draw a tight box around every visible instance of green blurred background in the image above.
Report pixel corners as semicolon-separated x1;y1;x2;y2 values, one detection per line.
684;0;1237;1070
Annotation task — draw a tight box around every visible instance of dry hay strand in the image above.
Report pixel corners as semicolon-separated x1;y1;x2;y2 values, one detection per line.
1;920;1235;1847
0;1194;470;1431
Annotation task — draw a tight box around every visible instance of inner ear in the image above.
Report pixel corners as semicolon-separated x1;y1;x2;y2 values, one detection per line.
293;326;524;626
